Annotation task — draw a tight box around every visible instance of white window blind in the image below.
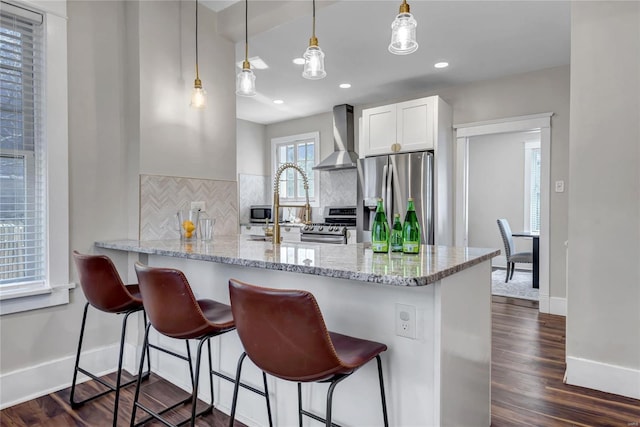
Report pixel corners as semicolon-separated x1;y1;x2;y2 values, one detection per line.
0;3;46;287
529;147;541;232
524;141;541;233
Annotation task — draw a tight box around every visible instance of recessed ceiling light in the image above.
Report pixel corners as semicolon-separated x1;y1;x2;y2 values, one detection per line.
273;99;284;104
292;58;305;65
236;56;269;70
339;83;351;89
434;62;449;69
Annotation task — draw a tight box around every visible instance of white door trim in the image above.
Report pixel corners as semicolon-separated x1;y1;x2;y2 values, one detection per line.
454;113;553;314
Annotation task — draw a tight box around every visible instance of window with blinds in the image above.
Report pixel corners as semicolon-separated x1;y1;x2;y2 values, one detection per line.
529;147;541;232
272;132;319;203
0;3;45;287
524;140;541;233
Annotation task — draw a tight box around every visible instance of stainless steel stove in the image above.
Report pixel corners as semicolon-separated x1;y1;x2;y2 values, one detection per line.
300;206;356;244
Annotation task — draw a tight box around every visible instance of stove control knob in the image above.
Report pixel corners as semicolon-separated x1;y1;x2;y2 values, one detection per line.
328;226;333;232
303;225;310;231
318;226;324;231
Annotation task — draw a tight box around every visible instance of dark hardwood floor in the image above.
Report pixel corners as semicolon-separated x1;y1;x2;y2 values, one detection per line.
2;301;640;426
491;300;640;427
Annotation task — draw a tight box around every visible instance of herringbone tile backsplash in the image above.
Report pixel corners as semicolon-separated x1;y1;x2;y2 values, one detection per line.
140;175;238;240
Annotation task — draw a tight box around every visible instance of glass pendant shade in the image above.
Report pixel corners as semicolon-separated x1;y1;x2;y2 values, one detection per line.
236;67;256;97
389;12;418;55
190;80;206;109
302;45;326;80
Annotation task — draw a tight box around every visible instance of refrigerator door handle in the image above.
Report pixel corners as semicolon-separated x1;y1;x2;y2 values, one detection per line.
381;163;389;216
385;162;392;222
384;161;394;225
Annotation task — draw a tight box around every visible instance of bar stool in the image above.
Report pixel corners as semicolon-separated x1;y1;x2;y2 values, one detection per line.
131;263;271;427
228;278;389;427
70;251;151;427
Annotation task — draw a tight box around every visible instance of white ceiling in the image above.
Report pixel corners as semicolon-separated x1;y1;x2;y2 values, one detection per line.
210;1;571;125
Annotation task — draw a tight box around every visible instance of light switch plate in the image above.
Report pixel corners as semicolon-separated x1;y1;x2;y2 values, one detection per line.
554;180;565;193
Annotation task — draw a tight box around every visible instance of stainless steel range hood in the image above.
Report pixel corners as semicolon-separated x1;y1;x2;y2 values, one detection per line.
313;104;358;171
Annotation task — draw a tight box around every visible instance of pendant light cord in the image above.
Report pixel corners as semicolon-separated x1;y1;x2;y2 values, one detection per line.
312;0;316;39
195;0;200;79
244;0;249;61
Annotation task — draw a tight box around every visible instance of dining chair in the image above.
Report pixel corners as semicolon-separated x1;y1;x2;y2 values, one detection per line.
496;219;533;282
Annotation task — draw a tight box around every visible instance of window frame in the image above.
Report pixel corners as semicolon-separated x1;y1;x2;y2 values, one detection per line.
523;140;541;233
270;131;320;206
0;0;71;315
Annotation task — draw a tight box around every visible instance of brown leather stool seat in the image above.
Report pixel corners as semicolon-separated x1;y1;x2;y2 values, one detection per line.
70;251;151;427
131;263;269;427
228;278;389;427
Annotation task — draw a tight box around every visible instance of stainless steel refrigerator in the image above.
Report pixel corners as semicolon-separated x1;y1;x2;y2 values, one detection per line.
356;151;434;244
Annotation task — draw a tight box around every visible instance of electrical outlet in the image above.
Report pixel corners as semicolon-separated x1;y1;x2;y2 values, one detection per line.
190;201;206;211
554;180;565;193
395;303;416;339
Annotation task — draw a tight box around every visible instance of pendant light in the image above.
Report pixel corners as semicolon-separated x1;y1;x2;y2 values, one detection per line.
389;0;418;55
190;0;206;108
302;0;326;80
236;0;256;96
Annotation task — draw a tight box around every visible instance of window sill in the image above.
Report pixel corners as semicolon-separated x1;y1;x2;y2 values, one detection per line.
0;282;76;315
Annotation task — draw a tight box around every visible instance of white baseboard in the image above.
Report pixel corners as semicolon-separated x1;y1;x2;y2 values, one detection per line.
565;356;640;399
0;343;136;410
538;295;566;317
549;297;566;316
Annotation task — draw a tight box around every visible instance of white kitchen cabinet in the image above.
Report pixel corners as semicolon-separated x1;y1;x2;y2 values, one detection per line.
280;226;301;243
346;228;357;244
240;224;301;243
362;96;443;156
240;224;265;236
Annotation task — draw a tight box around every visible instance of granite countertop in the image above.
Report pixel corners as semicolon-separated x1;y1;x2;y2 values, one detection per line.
95;237;499;287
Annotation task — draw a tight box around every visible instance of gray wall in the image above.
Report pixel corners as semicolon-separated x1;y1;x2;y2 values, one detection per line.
468;132;539;267
0;0;236;375
237;119;268;176
567;1;640;377
138;1;236;181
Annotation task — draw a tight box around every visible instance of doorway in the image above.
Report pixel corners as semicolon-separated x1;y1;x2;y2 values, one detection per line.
454;113;552;313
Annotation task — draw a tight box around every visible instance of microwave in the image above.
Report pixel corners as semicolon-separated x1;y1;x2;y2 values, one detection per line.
250;205;279;223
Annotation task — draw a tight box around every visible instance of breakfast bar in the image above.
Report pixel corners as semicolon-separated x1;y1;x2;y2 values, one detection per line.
96;237;498;426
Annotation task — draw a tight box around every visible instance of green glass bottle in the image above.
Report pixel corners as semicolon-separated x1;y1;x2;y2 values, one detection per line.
402;197;421;254
371;198;389;253
390;213;403;252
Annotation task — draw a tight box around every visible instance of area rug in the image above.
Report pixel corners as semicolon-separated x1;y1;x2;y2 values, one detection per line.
491;269;539;301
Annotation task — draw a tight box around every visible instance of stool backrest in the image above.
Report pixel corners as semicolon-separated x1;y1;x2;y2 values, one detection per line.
229;278;343;382
73;251;140;313
134;262;212;339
